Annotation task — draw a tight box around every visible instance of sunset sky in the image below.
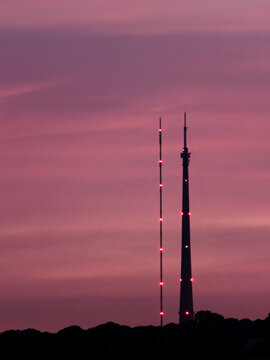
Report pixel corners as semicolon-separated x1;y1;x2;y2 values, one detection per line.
0;0;269;331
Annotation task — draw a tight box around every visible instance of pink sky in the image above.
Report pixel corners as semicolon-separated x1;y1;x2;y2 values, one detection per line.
0;1;269;331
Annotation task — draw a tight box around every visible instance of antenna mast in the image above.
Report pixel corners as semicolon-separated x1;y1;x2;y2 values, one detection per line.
184;112;187;148
159;118;164;326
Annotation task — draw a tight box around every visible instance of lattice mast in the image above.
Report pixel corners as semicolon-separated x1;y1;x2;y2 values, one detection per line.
159;118;164;326
179;112;194;323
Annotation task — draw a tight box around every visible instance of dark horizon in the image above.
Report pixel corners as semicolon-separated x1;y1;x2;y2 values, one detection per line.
1;311;269;359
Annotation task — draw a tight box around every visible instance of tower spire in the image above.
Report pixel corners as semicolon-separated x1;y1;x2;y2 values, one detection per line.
184;111;187;148
179;112;194;323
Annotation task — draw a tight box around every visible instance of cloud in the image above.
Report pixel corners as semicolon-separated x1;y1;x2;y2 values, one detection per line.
1;28;270;139
1;0;270;34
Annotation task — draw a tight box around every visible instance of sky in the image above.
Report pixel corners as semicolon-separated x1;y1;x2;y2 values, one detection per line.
0;0;269;332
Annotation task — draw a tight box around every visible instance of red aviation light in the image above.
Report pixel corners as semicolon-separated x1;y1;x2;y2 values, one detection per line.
188;212;191;215
159;218;163;222
159;248;163;252
160;312;164;316
185;245;188;248
181;212;184;215
185;311;189;315
159;160;163;163
185;179;188;182
159;184;163;187
160;282;164;286
159;128;162;132
180;278;182;282
190;278;194;282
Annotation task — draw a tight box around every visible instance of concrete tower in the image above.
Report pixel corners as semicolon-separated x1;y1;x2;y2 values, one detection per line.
179;112;194;323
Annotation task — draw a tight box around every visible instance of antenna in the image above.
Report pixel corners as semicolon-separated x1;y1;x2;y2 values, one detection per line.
159;118;164;326
184;111;187;148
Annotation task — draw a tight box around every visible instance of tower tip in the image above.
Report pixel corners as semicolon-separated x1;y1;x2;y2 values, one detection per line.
184;112;187;148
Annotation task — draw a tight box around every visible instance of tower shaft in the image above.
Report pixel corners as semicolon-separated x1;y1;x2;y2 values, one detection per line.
179;112;194;323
